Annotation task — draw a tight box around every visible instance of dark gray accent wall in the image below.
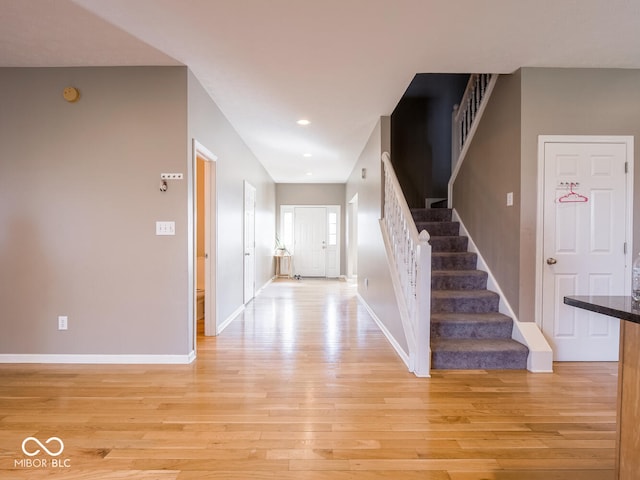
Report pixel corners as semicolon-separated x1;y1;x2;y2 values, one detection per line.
391;74;469;208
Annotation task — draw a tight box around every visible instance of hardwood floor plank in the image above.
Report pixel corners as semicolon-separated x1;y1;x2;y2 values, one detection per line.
0;279;618;479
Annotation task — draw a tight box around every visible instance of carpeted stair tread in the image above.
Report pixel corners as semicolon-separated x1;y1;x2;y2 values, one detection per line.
410;208;529;370
431;269;487;290
432;252;478;271
431;338;528;370
429;236;468;253
431;312;513;339
415;221;459;237
431;289;500;313
411;208;452;223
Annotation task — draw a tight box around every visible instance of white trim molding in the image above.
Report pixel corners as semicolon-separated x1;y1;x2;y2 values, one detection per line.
0;352;196;364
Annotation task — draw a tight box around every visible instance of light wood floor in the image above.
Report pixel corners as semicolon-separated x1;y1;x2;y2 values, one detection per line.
0;279;618;479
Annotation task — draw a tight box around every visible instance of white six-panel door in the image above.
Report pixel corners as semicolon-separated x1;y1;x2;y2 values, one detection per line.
294;207;327;277
540;138;632;361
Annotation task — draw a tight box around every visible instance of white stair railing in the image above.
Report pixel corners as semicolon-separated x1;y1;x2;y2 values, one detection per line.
449;74;498;206
380;152;431;377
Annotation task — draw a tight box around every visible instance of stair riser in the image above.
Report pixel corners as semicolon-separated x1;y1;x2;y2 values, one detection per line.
430;236;468;253
431;351;528;370
431;296;499;313
416;221;459;236
431;321;512;339
431;274;487;291
431;253;478;270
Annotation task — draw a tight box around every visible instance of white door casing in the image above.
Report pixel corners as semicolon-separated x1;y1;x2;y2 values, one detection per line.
243;181;256;304
347;194;358;279
538;136;633;361
192;139;217;345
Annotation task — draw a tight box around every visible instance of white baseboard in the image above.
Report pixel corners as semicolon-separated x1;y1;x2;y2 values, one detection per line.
217;304;245;335
452;209;553;373
0;352;196;364
356;293;412;372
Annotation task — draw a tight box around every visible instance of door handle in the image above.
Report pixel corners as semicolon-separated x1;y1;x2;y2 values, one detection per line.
245;253;250;256
546;257;557;265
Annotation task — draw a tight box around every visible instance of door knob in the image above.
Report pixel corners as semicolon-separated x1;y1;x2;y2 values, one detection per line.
546;257;557;265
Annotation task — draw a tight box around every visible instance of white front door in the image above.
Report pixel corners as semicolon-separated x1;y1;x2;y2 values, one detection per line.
243;181;256;304
540;137;632;361
294;207;327;277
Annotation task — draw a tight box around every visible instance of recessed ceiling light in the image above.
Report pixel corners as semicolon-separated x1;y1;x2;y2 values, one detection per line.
306;172;313;176
297;119;311;126
303;153;312;158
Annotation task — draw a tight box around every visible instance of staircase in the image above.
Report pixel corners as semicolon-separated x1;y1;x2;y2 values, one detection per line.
411;208;528;370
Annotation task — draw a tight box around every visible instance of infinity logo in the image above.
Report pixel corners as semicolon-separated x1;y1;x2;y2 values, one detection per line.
21;437;65;457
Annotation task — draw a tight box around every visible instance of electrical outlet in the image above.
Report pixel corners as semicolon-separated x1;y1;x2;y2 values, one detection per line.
58;316;68;331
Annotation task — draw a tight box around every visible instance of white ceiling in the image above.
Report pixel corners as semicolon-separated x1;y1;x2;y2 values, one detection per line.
2;0;640;183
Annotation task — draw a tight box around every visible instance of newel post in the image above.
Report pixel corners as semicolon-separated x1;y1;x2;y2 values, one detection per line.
414;229;432;377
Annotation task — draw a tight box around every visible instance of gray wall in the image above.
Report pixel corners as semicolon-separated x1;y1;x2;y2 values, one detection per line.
0;67;189;355
346;117;407;354
0;66;276;357
453;67;640;325
276;183;346;275
519;67;640;322
188;71;275;328
453;72;522;315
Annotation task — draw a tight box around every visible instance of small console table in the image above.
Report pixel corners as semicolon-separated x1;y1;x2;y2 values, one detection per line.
564;296;640;480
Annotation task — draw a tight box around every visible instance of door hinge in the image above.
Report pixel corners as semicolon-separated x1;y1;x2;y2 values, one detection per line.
624;242;628;255
625;161;629;174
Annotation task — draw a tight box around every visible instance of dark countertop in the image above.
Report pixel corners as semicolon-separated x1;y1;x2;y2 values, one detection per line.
564;296;640;324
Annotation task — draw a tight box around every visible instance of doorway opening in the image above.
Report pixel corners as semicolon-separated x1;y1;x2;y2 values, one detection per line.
280;205;341;278
244;181;256;304
192;140;217;352
347;194;358;280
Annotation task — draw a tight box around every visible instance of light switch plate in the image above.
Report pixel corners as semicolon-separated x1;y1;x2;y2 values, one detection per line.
58;316;68;330
506;192;514;206
156;221;176;235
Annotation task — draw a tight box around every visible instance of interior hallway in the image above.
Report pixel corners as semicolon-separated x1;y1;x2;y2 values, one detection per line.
0;279;617;479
